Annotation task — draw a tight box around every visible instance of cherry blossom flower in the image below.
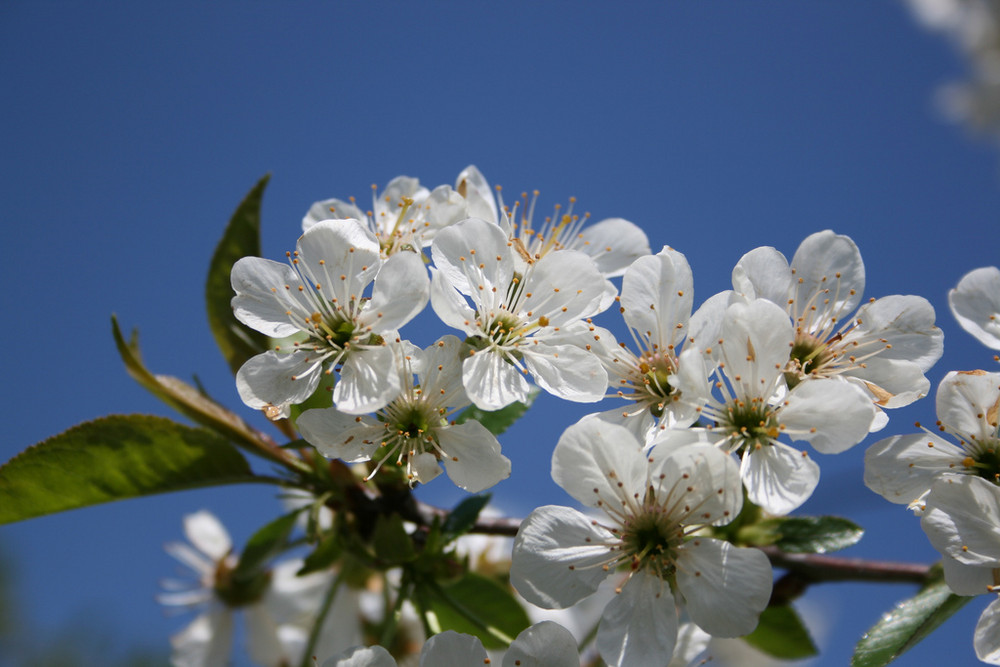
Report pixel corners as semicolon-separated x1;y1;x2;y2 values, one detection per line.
676;299;876;515
231;219;429;417
699;230;942;431
303;175;467;255
920;474;1000;664
322;622;579;666
950;266;1000;351
159;510;360;667
430;217;609;410
297;336;511;492
591;246;707;441
454;165;650;279
509;417;771;667
865;369;1000;508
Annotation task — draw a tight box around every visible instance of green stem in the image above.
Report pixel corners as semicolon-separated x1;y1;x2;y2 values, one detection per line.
298;570;344;667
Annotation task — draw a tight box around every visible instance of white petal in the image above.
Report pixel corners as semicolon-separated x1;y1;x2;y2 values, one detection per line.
429;268;477;333
456;165;498;224
183;510;232;561
463;348;529;410
236;350;322;411
364;251;429;331
851;294;943;372
420;631;487;665
523;343;607;404
297;220;381;308
245;603;287;666
936;370;1000;442
409;451;443;486
668;623;711;667
437;421;511;493
789;230;865;325
510;505;616;609
675;538;771;637
502;621;579;667
922;474;1000;565
231;257;312;338
780;378;875;453
551;417;647;510
731;245;792;304
431;218;512;297
323;644;397;667
596;570;678;667
646;442;743;526
303;197;366;232
687;290;742;355
419;335;469;408
334;346;401;414
843;356;930;409
976;596;1000;664
950;266;1000;350
297;408;382;462
576;217;651;278
620;250;694;349
942;554;996;596
863;433;964;505
742;442;821;515
420;185;469;243
520;250;610;323
170;611;234;667
720;300;792;390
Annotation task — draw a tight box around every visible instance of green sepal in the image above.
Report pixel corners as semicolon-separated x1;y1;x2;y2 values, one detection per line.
442;494;491;539
454;388;539;436
0;415;258;525
373;513;417;565
744;605;818;659
206;174;271;376
419;572;531;649
112;316;267;455
740;516;864;553
851;576;973;667
232;509;302;582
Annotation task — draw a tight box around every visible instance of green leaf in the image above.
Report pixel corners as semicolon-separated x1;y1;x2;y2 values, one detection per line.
747;516;864;554
421;572;531;649
454;388;539;436
0;415;258;524
233;510;301;581
744;605;818;659
206;174;271;376
373;513;417;565
851;578;973;667
112;316;285;464
298;532;344;576
442;494;491;539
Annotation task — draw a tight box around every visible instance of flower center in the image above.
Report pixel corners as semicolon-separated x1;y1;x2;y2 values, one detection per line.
620;507;680;579
638;353;676;417
785;332;837;388
307;311;356;349
212;557;271;608
964;439;1000;484
720;397;780;454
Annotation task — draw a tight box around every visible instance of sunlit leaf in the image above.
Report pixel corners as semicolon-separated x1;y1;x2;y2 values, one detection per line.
748;516;864;553
442;494;491;539
454;388;539;436
421;573;530;649
744;605;818;659
206;174;271;376
0;415;259;524
851;578;973;667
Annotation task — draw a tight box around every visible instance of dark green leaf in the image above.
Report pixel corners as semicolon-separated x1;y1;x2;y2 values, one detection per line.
851;578;973;667
0;415;258;524
112;316;283;463
373;513;417;565
454;388;539;436
744;605;818;659
748;516;864;554
233;510;301;581
442;494;491;538
206;174;271;376
422;572;531;649
298;532;344;576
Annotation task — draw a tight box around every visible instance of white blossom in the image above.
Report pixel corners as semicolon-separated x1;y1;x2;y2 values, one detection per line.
950;266;1000;351
430;217;609;410
865;370;1000;509
231;219;429;417
159;511;360;667
297;337;511;493
509;417;771;667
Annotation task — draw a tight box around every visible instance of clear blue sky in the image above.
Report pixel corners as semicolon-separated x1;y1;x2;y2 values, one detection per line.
2;2;999;665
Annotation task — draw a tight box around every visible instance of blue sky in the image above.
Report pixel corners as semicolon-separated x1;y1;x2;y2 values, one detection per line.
3;2;1000;665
